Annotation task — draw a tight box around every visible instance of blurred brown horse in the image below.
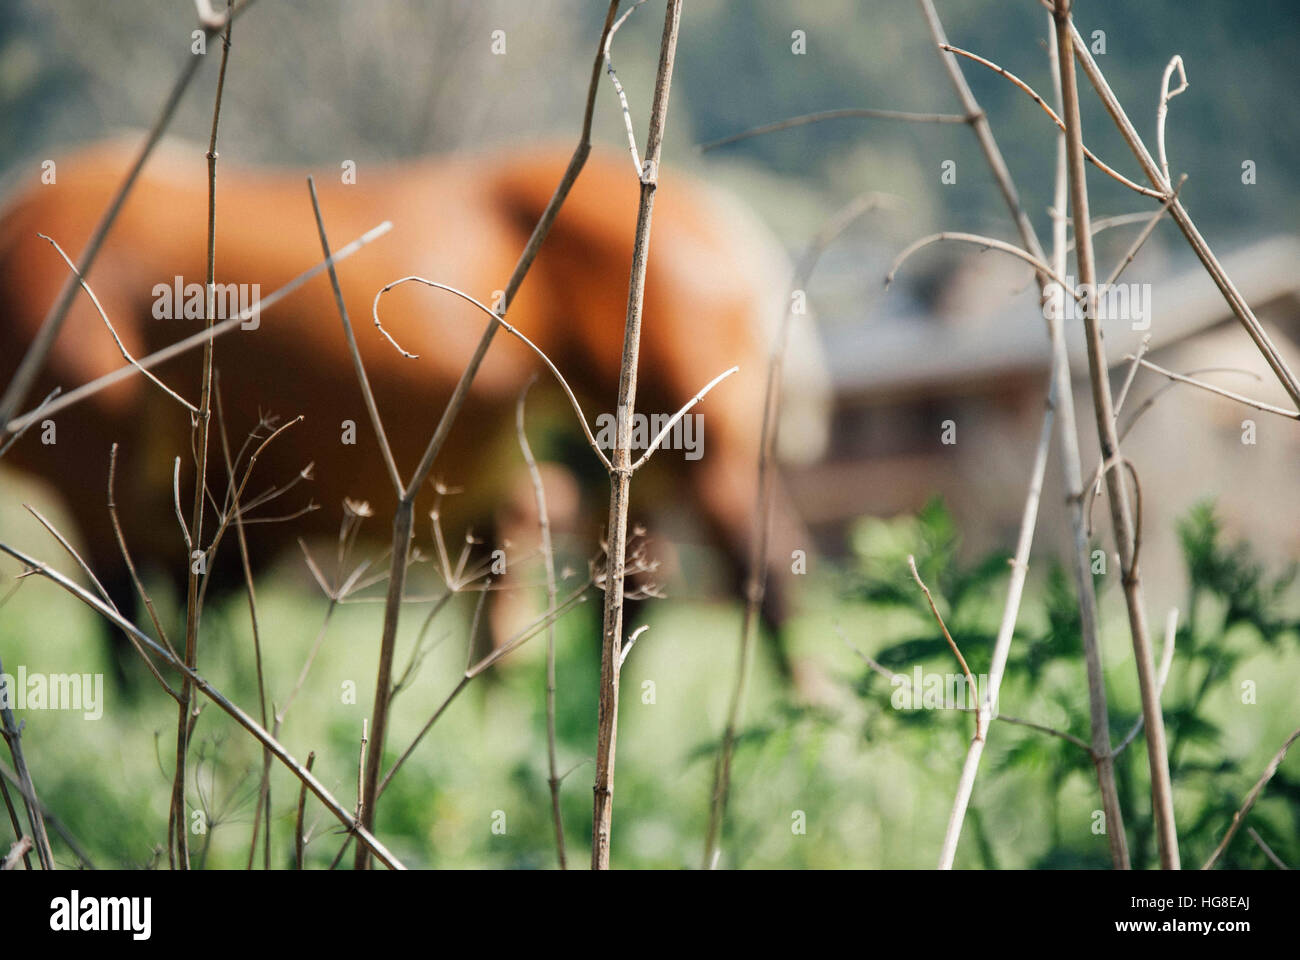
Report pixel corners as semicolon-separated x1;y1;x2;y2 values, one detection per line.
0;137;828;664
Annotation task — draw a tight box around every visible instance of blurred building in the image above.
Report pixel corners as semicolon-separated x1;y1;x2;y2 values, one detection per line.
789;235;1300;607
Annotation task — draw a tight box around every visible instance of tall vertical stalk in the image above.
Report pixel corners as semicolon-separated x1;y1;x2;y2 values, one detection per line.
352;1;624;868
1054;0;1178;869
170;5;233;869
591;0;684;871
918;0;1128;867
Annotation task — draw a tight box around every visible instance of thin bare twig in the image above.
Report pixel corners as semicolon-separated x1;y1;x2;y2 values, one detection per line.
938;43;1163;199
0;653;53;869
0;0;259;432
372;277;613;473
604;0;649;177
698;107;973;153
1203;725;1300;869
1126;359;1299;422
351;10;626;865
516;380;566;869
1156;55;1188;189
171;6;234;868
885;231;1068;291
1057;0;1178;869
591;0;683;871
35;234;196;413
0;542;405;869
295;751;315;869
1246;827;1290;870
907;557;981;740
1069;21;1300;409
4;222;391;438
308;178;403;498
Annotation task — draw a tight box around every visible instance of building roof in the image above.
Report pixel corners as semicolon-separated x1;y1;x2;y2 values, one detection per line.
825;235;1300;401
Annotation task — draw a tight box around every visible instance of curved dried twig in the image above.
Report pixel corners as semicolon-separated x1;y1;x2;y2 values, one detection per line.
37;233;196;413
1157;55;1188;189
372;276;613;472
885;231;1069;292
938;43;1164;199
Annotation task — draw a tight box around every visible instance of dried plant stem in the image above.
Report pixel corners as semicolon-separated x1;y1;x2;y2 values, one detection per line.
213;389;272;871
936;43;1162;199
1056;0;1178;869
0;760;94;869
698;107;973;152
170;6;232;870
4;221;392;437
1046;10;1128;871
0;0;257;432
1125;359;1299;421
918;0;1127;869
308;177;402;498
376;585;591;800
1202;725;1300;869
907;557;980;733
351;0;624;869
1068;22;1300;409
0;543;405;869
296;751;315;869
592;0;682;871
704;192;891;869
0;772;30;870
936;383;1052;868
1246;828;1290;870
516;381;566;869
0;655;53;869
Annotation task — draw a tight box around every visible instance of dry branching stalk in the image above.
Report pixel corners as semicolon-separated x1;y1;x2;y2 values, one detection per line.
348;0;624;868
1054;0;1179;869
170;5;234;869
0;760;95;869
915;0;1128;870
839;629;1091;753
0;654;53;869
0;0;258;434
0;542;406;869
3;221;392;440
1067;23;1300;409
591;0;684;872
